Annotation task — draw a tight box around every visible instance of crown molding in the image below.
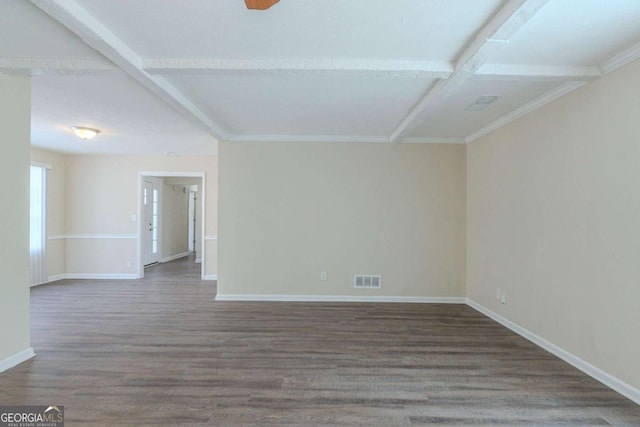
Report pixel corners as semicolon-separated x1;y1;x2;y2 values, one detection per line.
401;137;466;144
465;81;587;143
227;134;390;144
600;40;640;74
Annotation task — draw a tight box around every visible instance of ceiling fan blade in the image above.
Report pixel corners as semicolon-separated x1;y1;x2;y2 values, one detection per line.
245;0;280;10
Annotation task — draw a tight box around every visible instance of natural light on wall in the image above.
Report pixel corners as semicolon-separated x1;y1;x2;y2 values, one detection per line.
30;165;47;286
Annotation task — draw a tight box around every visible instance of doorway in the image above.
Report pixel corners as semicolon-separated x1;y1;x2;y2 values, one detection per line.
138;172;206;279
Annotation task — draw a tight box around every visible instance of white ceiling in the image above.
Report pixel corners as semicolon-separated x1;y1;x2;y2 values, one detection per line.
2;0;640;154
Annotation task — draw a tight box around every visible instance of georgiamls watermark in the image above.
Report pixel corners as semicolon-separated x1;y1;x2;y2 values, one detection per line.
0;406;64;427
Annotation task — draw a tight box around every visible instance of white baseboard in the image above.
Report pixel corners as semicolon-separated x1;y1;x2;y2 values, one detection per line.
0;347;35;373
466;299;640;406
202;274;218;281
47;274;65;283
31;274;66;287
160;252;190;263
32;273;138;283
215;294;466;304
63;273;138;280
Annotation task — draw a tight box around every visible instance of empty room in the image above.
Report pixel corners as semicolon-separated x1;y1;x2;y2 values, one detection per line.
1;0;640;425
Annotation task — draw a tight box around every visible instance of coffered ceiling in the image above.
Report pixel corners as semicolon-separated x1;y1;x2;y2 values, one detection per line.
2;0;640;154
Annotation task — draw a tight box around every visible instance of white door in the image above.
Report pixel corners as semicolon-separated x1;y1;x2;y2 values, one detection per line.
143;179;161;266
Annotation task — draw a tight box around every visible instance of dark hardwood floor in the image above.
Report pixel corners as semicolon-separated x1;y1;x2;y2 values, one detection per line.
1;256;639;426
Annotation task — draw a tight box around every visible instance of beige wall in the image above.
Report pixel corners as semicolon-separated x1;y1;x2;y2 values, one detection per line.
467;59;640;389
0;74;31;363
31;148;66;279
62;154;217;278
219;141;466;297
21;152;217;280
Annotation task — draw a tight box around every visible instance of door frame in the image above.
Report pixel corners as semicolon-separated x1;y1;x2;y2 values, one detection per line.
137;171;206;279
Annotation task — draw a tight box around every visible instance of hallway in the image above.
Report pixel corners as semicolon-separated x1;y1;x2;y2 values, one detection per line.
143;254;206;284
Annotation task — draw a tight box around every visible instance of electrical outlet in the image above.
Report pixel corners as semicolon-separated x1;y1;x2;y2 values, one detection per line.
496;288;501;300
320;271;327;281
126;260;132;268
501;291;507;304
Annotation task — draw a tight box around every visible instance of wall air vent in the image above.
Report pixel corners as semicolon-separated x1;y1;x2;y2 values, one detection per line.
354;275;381;289
465;95;500;111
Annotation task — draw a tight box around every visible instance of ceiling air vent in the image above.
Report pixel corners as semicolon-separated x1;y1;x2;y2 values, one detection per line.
354;275;381;289
465;95;500;111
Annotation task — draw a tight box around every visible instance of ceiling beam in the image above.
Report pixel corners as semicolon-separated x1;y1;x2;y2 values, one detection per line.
389;0;551;143
0;58;116;75
474;64;602;82
30;0;228;141
143;58;453;79
4;58;600;82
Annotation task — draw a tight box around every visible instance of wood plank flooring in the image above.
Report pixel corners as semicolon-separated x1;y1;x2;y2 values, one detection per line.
1;257;639;425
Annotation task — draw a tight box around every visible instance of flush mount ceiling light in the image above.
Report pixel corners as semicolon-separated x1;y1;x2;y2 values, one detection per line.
70;126;100;140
